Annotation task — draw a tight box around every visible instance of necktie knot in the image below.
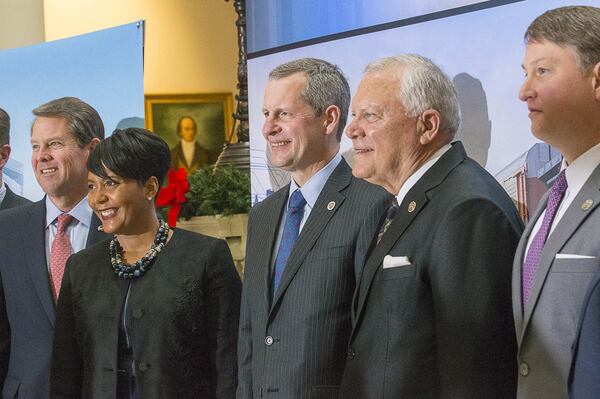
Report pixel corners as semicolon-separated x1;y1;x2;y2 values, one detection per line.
56;213;74;232
289;189;306;211
549;170;568;202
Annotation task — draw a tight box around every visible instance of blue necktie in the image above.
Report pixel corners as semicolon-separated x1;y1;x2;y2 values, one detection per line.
272;189;306;296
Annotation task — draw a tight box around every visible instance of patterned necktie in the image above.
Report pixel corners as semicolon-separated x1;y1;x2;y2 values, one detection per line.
376;198;400;245
522;170;568;304
272;189;306;297
50;213;75;302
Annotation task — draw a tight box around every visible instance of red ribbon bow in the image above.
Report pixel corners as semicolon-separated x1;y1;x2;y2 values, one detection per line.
157;168;190;227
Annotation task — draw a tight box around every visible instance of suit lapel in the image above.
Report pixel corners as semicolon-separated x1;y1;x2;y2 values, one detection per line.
521;167;600;336
22;200;56;325
86;213;109;247
352;142;467;336
257;188;288;311
512;192;549;338
269;160;351;315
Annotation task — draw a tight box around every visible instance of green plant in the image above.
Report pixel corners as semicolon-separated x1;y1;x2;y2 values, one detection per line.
180;164;251;218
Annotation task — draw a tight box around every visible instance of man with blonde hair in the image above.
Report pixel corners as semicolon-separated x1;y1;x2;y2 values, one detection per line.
513;6;600;398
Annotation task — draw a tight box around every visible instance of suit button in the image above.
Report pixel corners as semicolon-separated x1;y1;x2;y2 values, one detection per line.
265;336;274;346
138;362;150;372
133;308;144;319
519;362;529;376
348;349;356;359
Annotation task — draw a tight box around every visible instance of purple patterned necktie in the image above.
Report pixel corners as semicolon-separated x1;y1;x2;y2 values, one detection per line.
272;189;306;297
522;170;568;304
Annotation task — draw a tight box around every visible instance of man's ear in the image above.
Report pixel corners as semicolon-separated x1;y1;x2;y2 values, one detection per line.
0;144;11;169
323;105;341;137
593;62;600;102
417;110;441;145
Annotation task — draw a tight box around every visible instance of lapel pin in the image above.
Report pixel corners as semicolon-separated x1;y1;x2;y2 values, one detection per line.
327;201;336;211
582;199;594;211
408;201;416;213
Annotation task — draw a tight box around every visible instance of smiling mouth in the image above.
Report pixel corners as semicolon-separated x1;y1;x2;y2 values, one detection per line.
354;148;373;154
270;140;290;148
98;208;118;219
40;168;57;174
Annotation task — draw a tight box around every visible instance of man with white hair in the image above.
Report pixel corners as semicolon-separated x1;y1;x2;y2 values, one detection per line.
339;54;523;398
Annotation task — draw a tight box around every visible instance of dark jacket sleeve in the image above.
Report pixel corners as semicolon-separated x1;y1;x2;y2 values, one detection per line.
0;271;10;390
205;239;242;399
236;210;255;399
430;198;520;398
50;256;83;399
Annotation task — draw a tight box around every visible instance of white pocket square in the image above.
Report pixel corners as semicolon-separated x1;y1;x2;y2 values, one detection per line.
383;255;412;269
555;253;597;259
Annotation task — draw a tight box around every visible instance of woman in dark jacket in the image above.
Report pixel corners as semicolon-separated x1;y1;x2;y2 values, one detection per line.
50;128;241;399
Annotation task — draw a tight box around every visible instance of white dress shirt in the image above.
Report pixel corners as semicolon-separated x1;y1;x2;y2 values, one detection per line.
525;142;600;256
395;144;452;204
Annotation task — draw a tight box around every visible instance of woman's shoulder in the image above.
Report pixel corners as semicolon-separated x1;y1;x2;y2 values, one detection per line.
170;227;227;248
69;237;111;265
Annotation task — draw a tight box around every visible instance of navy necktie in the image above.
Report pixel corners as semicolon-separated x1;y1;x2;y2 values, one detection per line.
272;189;306;297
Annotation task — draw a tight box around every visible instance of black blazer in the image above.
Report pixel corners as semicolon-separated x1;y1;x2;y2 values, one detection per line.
0;185;31;211
50;229;241;399
237;159;391;398
339;142;524;398
0;199;106;399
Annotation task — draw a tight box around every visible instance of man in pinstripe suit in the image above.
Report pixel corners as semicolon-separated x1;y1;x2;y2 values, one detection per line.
237;58;390;399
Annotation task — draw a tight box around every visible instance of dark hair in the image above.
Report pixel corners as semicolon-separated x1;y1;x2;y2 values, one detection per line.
0;107;9;146
32;97;105;148
87;128;170;186
525;6;600;71
269;58;350;141
176;116;197;133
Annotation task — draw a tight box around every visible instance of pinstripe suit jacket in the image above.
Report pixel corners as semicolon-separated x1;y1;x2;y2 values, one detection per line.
0;185;31;211
237;159;391;399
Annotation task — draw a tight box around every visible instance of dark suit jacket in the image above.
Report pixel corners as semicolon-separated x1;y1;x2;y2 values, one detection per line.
170;141;219;175
569;269;600;399
50;229;241;399
0;185;31;210
339;142;523;399
0;199;107;399
237;159;391;399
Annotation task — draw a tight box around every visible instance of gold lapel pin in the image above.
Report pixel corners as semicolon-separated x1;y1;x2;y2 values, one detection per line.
408;201;416;213
582;199;594;211
327;201;336;211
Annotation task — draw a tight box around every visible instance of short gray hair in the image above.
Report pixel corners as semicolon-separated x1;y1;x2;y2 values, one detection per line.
32;97;105;147
269;58;350;141
525;6;600;71
365;54;461;136
0;107;9;146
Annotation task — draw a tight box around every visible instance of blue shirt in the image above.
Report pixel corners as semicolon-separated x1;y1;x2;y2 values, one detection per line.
45;195;93;270
271;153;343;267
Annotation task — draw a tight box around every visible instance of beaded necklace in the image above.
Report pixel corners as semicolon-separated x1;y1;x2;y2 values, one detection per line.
110;219;170;279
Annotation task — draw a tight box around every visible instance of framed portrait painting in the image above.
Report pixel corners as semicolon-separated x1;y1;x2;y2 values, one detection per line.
145;93;234;175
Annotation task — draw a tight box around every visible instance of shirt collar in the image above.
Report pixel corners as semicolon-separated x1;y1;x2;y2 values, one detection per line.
289;152;342;209
45;195;93;228
396;144;452;205
0;183;6;205
562;141;600;196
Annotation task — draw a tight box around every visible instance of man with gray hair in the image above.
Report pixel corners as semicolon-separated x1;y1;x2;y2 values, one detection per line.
512;6;600;398
0;107;31;210
0;97;108;398
339;54;523;398
237;58;389;398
